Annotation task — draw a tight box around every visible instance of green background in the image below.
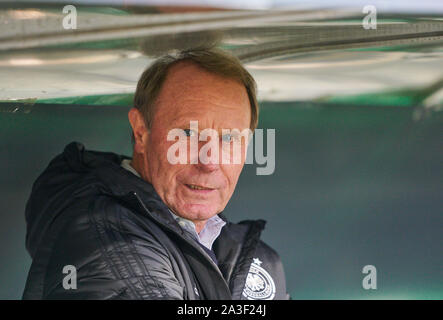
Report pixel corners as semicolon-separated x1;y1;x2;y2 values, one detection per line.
1;100;441;299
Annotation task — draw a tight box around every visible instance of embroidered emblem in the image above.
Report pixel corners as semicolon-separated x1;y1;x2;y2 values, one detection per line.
242;258;276;300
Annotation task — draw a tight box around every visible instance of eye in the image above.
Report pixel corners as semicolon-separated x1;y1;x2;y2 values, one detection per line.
183;129;197;137
221;134;233;143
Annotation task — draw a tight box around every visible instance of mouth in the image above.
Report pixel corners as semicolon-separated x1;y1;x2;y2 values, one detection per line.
185;184;215;192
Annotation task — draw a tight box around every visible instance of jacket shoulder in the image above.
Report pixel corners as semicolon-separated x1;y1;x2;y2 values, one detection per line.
25;195;183;300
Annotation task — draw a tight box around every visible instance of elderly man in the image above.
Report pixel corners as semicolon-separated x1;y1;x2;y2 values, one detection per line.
23;48;288;300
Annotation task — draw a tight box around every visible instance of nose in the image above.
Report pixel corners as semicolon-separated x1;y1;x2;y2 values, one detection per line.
195;140;220;172
196;160;219;173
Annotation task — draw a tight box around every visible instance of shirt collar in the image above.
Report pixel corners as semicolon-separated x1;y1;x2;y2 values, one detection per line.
168;210;226;251
121;158;141;178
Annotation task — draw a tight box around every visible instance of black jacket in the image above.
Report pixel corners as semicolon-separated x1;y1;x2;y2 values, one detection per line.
23;142;288;300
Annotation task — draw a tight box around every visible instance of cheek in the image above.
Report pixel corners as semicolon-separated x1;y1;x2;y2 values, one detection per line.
222;164;244;194
146;133;179;185
149;129;176;166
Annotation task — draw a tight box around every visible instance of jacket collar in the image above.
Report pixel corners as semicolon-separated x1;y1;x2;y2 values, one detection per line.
63;141;179;227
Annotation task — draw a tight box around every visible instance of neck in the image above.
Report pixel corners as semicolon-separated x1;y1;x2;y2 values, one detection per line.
131;153;149;182
194;220;207;234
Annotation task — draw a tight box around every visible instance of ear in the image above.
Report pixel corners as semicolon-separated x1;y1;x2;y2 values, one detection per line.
128;108;149;154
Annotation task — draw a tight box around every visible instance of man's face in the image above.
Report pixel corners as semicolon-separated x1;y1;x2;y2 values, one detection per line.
135;62;251;224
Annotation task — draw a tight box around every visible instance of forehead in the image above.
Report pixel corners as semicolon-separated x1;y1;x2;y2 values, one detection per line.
153;61;251;129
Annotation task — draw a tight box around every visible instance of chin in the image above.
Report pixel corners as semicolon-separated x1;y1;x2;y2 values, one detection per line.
180;203;221;220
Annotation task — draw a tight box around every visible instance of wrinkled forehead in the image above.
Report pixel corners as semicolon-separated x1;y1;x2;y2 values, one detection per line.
162;61;248;102
153;61;251;129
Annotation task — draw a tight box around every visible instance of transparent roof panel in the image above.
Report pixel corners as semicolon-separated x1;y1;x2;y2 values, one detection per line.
0;3;442;108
